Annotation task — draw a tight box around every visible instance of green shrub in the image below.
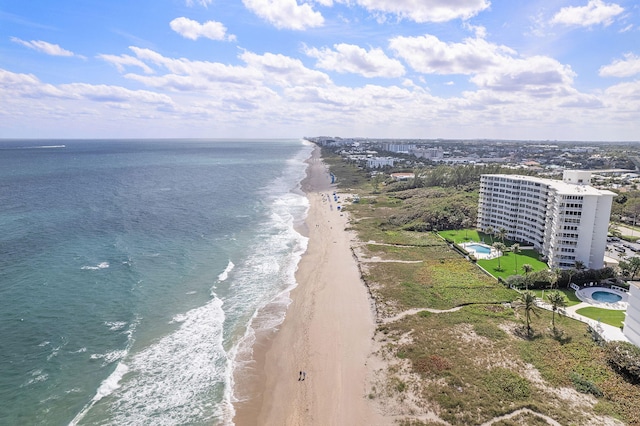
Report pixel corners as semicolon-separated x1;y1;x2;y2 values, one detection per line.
570;372;603;397
605;341;640;384
484;368;531;400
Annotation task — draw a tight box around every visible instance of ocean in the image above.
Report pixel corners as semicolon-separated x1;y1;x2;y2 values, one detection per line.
0;139;313;425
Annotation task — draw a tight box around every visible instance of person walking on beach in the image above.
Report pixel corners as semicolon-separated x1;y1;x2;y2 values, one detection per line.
298;371;303;381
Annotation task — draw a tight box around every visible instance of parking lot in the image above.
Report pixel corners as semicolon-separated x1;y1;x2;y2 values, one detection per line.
606;237;640;261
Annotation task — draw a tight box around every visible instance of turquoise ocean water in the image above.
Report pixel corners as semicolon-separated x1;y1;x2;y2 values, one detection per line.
0;139;312;425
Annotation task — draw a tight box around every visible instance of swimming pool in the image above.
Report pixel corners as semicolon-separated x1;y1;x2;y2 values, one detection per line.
575;287;628;310
465;243;492;254
591;291;622;303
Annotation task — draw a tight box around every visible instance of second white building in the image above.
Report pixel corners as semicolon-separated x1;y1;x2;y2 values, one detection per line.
477;171;615;270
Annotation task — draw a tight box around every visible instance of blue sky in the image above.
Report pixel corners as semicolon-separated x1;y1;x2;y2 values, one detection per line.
1;0;639;140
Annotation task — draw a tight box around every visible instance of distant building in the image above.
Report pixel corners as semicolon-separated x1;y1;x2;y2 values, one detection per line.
410;147;444;160
382;143;416;153
477;171;615;269
390;172;415;181
366;157;395;168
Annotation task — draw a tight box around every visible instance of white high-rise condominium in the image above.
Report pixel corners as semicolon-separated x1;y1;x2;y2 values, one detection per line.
477;171;615;269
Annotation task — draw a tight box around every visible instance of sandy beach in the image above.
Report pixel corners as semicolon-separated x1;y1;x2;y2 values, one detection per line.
233;145;383;425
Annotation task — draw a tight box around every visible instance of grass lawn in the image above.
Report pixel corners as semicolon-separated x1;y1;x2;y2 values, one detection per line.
437;229;548;280
575;306;626;327
530;289;582;307
439;229;504;245
477;250;548;280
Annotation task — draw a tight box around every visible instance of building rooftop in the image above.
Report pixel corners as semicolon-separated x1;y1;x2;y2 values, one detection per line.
482;174;616;197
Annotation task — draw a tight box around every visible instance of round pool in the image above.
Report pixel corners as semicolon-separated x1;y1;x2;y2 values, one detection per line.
591;291;622;303
466;243;491;254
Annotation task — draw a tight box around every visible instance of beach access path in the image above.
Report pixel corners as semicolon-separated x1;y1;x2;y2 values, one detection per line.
233;145;384;425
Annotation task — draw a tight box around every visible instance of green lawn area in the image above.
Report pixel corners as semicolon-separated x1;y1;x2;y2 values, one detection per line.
531;289;582;307
575;307;626;328
439;229;503;245
438;229;548;280
477;250;548;280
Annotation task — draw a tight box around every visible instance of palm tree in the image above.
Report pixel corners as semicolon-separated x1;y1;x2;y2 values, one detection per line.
516;291;539;338
511;243;521;274
492;242;507;270
550;267;562;290
461;217;472;240
546;291;567;332
496;227;508;244
522;264;533;275
485;226;494;244
574;260;585;271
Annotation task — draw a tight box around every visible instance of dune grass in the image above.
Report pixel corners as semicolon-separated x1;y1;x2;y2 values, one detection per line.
327;156;640;425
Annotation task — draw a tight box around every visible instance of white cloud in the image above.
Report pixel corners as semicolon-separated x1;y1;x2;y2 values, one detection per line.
119;48;331;97
605;80;640;101
470;56;576;96
599;53;640;78
0;68;174;106
97;54;155;74
240;51;332;87
304;43;405;78
390;34;576;97
127;47;263;88
169;17;236;41
60;83;175;105
185;0;212;7
390;35;514;75
551;0;623;27
242;0;324;30
347;0;490;23
10;37;78;57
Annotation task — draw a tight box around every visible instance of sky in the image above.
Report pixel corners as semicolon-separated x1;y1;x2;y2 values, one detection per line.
1;0;639;141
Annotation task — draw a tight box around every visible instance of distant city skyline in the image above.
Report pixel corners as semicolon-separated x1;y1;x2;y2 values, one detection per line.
1;1;639;141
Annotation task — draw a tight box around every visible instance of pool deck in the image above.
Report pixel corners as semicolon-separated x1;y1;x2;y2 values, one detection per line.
575;287;628;310
459;242;501;260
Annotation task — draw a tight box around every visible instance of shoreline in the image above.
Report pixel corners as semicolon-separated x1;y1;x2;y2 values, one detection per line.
232;144;383;424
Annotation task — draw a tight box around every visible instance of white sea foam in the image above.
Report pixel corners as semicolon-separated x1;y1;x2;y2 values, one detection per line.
93;363;129;401
68;363;130;426
69;318;138;426
21;369;49;387
225;144;311;410
89;349;127;366
21;145;66;149
46;345;62;361
217;260;234;282
71;141;313;426
105;321;127;331
92;296;229;425
169;313;187;323
81;262;109;270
